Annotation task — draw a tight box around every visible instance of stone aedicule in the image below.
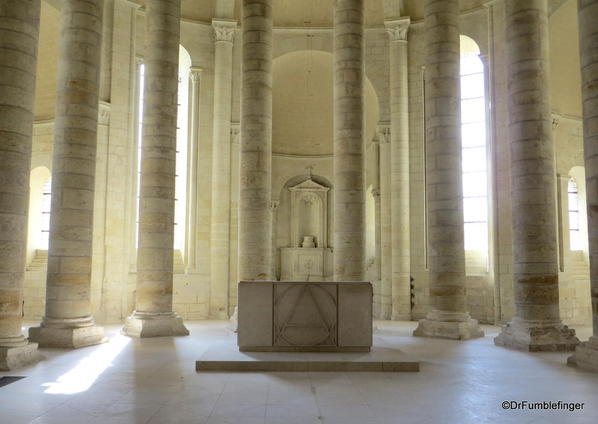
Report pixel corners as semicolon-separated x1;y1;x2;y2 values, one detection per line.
238;281;372;352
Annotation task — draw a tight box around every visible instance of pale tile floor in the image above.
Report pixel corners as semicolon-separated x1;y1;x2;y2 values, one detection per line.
1;321;597;424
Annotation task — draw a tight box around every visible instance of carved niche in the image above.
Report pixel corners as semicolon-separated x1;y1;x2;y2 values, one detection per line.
289;178;330;248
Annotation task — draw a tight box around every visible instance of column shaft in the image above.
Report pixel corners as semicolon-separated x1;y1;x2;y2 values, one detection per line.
413;0;483;339
123;0;188;337
386;18;412;320
568;0;598;369
239;0;273;281
333;0;365;281
380;128;392;318
0;0;42;370
495;0;578;351
210;20;236;317
29;0;106;349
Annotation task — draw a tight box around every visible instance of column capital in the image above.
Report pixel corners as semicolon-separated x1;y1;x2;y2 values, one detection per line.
376;123;391;144
212;19;237;43
270;201;280;212
189;66;202;83
385;17;411;42
551;112;561;130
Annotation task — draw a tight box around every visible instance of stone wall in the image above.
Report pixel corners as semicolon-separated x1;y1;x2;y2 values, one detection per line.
21;0;592;327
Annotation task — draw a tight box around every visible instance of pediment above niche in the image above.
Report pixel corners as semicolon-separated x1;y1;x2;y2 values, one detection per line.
289;178;330;193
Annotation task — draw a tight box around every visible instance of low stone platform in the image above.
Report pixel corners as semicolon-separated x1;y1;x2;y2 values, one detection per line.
196;343;419;372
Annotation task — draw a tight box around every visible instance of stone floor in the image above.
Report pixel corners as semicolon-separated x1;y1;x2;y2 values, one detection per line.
0;321;597;424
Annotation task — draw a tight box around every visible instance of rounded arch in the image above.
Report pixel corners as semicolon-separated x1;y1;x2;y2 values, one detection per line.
272;50;379;156
460;34;481;56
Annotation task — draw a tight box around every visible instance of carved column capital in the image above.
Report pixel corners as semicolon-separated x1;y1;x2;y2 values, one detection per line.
376;123;391;144
212;19;237;43
189;66;202;83
385;17;411;42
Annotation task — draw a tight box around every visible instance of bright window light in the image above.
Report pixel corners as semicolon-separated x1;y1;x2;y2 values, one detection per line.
568;178;582;251
136;46;191;252
40;178;51;249
461;51;488;253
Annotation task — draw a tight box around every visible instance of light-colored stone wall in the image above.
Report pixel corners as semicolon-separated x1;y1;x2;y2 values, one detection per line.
20;0;592;327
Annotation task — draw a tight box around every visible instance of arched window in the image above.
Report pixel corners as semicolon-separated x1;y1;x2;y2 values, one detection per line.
460;36;489;257
568;178;582;251
136;45;191;252
40;178;51;249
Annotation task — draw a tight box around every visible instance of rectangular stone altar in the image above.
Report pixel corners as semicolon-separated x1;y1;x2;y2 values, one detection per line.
238;280;373;352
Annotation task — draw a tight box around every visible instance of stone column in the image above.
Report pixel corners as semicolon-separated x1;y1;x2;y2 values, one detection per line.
413;0;483;340
494;0;578;351
385;18;412;321
185;67;202;273
378;125;392;318
123;0;188;337
29;0;107;348
239;0;273;281
210;19;236;318
333;0;365;281
0;0;42;370
568;0;598;369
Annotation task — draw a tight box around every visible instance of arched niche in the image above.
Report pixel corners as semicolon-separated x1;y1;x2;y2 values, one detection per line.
289;178;330;248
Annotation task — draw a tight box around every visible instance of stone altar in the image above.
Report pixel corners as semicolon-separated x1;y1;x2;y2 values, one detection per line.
238;280;372;352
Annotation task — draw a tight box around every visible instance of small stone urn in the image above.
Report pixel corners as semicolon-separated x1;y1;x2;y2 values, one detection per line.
301;236;316;248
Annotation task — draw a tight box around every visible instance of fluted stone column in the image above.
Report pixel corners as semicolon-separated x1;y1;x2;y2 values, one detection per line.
210;19;236;318
494;0;578;351
29;0;107;348
386;17;412;321
239;0;273;281
333;0;365;281
568;0;598;369
0;0;42;370
413;0;483;340
123;0;188;337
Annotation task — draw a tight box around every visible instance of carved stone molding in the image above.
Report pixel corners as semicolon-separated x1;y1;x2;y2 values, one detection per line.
98;101;111;126
376;123;391;144
212;19;237;43
385;17;411;42
189;66;202;83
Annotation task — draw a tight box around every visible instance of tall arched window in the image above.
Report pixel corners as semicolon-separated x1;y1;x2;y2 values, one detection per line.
568;178;582;251
460;36;489;258
136;45;191;253
41;178;51;249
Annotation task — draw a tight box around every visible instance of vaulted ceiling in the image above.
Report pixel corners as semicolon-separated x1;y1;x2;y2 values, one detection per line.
175;0;569;26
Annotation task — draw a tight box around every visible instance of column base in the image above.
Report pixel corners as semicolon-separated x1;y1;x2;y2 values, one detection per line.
29;323;107;349
567;336;598;372
0;338;42;371
413;310;484;340
122;311;189;338
494;318;579;352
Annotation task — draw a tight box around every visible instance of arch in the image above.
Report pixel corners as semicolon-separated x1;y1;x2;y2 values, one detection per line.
272;50;380;156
